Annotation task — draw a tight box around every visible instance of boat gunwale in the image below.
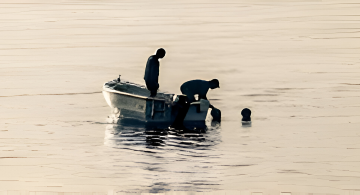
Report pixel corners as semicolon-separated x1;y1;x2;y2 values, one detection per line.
103;87;168;101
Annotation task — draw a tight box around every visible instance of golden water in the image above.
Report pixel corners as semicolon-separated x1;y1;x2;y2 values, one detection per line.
1;0;360;194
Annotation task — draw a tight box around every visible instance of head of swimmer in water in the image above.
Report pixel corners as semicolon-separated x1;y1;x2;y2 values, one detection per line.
209;79;220;89
241;108;251;121
155;48;166;59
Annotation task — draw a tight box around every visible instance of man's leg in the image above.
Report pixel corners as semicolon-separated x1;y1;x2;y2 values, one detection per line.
180;88;195;103
185;94;196;103
150;90;157;97
151;83;159;97
146;82;159;97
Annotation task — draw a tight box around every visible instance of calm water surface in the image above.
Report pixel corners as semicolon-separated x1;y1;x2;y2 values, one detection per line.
1;0;360;194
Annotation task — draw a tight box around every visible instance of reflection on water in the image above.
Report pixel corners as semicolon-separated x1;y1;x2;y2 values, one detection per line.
3;0;360;193
105;118;221;150
104;118;222;192
241;121;252;128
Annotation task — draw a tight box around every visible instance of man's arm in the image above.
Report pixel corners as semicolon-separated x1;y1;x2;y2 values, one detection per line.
198;87;209;100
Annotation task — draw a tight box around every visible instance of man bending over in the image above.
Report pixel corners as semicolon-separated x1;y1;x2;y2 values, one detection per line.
180;79;220;104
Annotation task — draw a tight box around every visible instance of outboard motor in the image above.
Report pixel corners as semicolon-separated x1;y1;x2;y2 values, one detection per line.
170;95;190;129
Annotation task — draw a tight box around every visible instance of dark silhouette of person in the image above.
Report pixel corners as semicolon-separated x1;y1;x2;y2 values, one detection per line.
180;79;220;103
170;79;220;129
241;108;251;121
144;48;166;97
211;108;221;123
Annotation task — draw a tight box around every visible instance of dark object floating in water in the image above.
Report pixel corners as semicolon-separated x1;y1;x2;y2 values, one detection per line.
211;108;221;123
241;108;251;124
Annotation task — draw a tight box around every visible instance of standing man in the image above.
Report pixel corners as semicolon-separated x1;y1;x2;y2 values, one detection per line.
180;79;220;103
144;48;166;97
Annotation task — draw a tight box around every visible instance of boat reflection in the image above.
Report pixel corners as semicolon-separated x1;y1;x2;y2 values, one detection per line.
103;117;222;192
104;117;221;149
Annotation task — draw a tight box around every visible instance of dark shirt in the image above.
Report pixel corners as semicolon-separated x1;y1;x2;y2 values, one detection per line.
180;80;210;99
144;55;159;85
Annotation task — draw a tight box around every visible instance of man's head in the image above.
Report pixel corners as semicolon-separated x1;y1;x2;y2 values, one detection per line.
241;108;251;121
155;48;166;58
209;79;220;89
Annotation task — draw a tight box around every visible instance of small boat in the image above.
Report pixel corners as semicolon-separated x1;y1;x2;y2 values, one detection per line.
102;77;211;128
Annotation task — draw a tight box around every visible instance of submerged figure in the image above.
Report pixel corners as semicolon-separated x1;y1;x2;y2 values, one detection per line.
241;108;251;125
180;79;220;103
144;48;166;97
211;107;221;123
241;108;251;121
